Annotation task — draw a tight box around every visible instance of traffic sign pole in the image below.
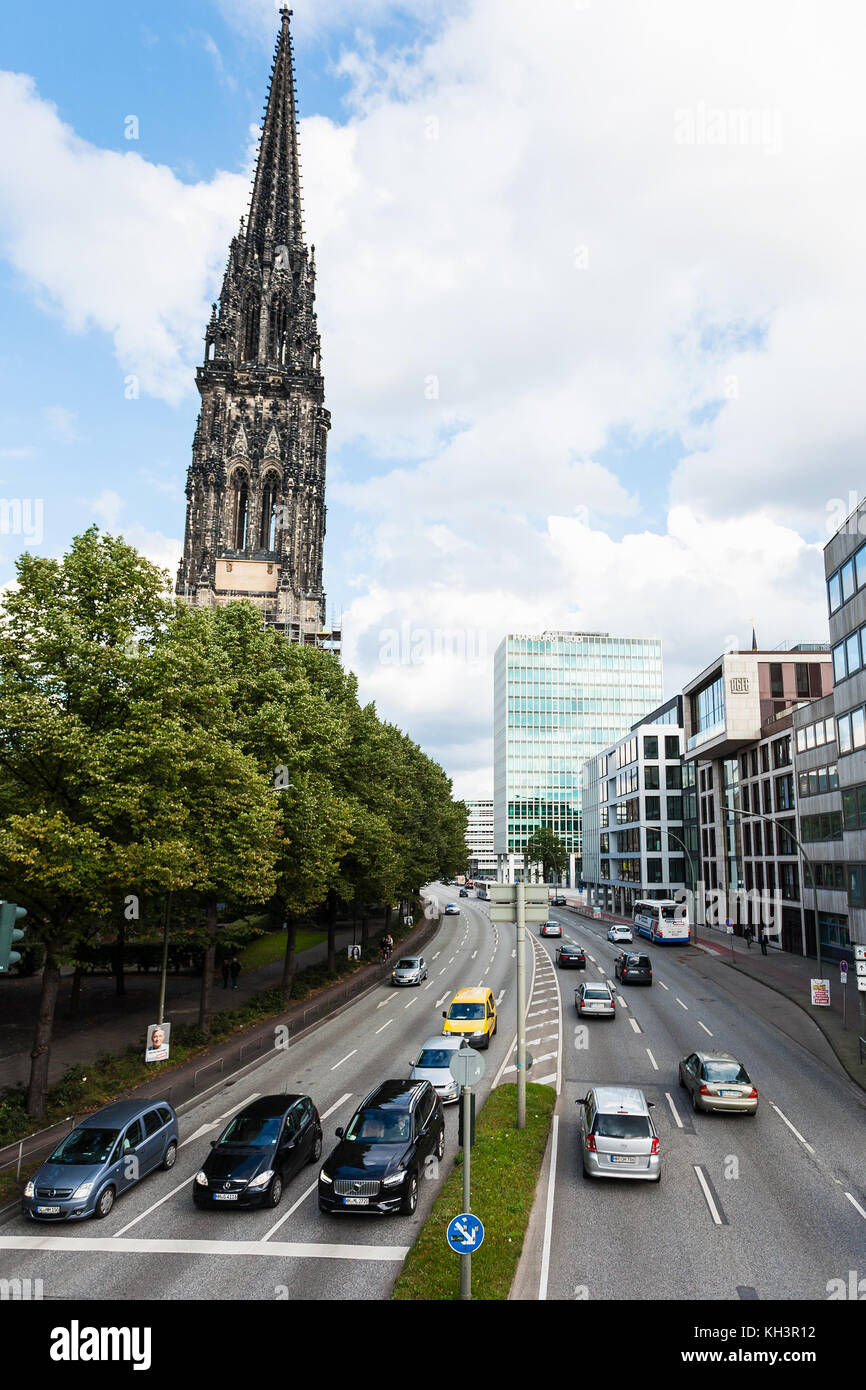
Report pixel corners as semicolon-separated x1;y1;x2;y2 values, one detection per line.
516;881;527;1130
461;1083;471;1300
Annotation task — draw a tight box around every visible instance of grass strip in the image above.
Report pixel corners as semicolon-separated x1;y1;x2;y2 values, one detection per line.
391;1082;556;1301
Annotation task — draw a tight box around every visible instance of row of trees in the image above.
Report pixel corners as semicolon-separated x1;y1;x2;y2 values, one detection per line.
0;529;469;1118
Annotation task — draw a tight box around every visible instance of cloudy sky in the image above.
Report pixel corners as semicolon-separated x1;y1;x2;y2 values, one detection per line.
1;0;863;798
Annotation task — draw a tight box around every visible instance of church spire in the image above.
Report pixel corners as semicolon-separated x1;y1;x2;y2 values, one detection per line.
245;6;304;261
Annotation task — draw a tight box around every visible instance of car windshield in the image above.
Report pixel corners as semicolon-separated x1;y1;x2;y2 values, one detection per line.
346;1109;410;1143
396;959;418;970
48;1128;119;1165
448;1003;485;1020
219;1115;281;1147
416;1049;454;1069
704;1061;750;1084
584;988;611;1000
594;1115;651;1139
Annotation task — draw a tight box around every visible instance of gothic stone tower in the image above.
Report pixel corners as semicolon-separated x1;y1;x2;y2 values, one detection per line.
177;7;331;643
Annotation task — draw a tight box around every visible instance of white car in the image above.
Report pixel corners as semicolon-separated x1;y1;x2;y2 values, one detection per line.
607;925;633;943
444;902;460;915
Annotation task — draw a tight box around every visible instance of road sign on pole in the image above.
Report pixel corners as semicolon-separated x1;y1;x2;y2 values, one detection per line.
489;883;550;1131
447;1213;484;1254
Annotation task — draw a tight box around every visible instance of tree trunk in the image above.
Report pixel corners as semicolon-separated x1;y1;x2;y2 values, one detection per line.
26;946;63;1120
198;898;218;1036
327;892;338;975
68;965;84;1017
280;914;299;1002
361;911;369;953
113;919;126;996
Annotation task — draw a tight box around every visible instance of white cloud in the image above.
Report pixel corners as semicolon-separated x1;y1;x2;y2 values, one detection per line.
90;490;125;529
43;405;80;441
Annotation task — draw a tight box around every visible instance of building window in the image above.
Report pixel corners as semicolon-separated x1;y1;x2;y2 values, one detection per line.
769;664;784;699
780;862;799;899
644;735;658;760
646;858;663;884
231;469;249;549
646;827;662;852
773;736;791;769
645;797;661;822
644;765;660;790
742;784;751;812
665;735;681;759
666;765;682;789
775;774;794;812
795;664;811;698
667;796;683;820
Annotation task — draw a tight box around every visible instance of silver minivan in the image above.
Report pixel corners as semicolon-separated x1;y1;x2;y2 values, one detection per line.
577;1086;660;1182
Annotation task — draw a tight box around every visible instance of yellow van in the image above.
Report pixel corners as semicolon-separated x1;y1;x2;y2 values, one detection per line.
442;987;497;1049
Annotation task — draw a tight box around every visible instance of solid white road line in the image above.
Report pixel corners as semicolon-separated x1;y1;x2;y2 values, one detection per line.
844;1192;866;1221
0;1235;410;1262
375;1019;393;1034
665;1092;684;1129
676;997;688;1010
535;1072;557;1085
113;1176;193;1236
262;1179;318;1240
320;1093;352;1122
628;1017;641;1034
694;1166;723;1226
646;1049;659;1071
331;1050;357;1070
538;1113;559;1301
770;1102;815;1155
698;1021;713;1036
179;1093;261;1149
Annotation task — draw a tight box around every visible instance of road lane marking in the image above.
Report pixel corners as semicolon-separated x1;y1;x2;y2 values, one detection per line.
657;981;669;991
844;1192;866;1221
675;997;688;1010
628;1017;641;1034
665;1092;683;1129
375;1019;393;1035
496;990;505;1004
0;1235;411;1262
262;1179;318;1240
770;1103;815;1155
646;1049;659;1070
438;968;447;976
435;993;448;1007
471;950;477;959
616;995;627;1008
449;956;456;964
403;998;416;1009
694;1165;724;1226
320;1093;352;1121
331;1050;357;1070
535;1072;557;1084
376;996;395;1009
113;1176;193;1236
538;1114;559;1301
698;1021;713;1036
432;952;440;960
180;1092;262;1150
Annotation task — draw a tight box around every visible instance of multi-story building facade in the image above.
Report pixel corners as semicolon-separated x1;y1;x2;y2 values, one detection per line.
465;799;496;878
581;696;696;915
493;631;664;883
791;695;847;961
682;646;833;952
825;495;866;959
176;9;339;651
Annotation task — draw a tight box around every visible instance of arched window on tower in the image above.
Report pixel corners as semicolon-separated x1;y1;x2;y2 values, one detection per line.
242;297;260;362
269;297;289;365
259;471;280;550
231;469;249;549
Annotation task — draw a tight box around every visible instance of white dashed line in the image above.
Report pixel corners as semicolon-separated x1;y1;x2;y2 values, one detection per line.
698;1021;713;1036
320;1093;352;1121
657;981;669;991
646;1049;659;1071
675;997;688;1010
628;1017;641;1034
432;952;440;960
262;1179;318;1239
694;1166;723;1226
331;1049;357;1070
496;990;506;1004
471;950;477;959
845;1192;866;1221
375;1019;393;1035
770;1103;815;1155
403;998;416;1009
665;1092;683;1129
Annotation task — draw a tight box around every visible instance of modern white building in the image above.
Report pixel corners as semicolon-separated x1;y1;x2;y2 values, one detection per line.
465;799;496;878
493;631;664;883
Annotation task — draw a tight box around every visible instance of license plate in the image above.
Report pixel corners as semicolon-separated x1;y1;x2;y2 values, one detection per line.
719;1089;739;1096
609;1155;638;1165
36;1205;60;1214
214;1193;238;1201
343;1196;369;1206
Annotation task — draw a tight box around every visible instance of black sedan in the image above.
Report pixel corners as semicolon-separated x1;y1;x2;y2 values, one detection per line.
556;944;586;969
551;895;568;906
614;952;653;985
194;1094;322;1209
459;888;469;897
318;1080;444;1216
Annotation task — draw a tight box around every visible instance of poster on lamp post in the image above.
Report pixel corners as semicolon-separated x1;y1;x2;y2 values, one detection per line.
810;979;831;1008
145;1021;170;1062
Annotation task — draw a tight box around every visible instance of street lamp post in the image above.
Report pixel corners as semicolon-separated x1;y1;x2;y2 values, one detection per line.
721;802;820;974
666;829;699;948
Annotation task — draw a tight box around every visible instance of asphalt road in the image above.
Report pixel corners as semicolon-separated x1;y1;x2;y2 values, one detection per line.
513;905;866;1301
0;886;549;1302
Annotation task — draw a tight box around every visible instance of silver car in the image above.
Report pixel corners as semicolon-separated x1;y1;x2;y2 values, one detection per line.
575;981;616;1018
577;1086;660;1182
391;955;428;986
409;1035;474;1103
678;1050;759;1115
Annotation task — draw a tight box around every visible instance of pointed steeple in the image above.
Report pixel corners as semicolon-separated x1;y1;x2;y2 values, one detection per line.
245;7;304;261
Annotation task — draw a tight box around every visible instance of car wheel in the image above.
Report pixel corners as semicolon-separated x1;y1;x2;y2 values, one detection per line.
94;1186;115;1219
161;1140;177;1171
436;1127;445;1161
400;1171;418;1215
268;1175;283;1208
310;1130;323;1163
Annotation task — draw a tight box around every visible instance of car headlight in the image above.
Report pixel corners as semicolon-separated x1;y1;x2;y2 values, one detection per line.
247;1170;274;1189
195;1171;209;1187
382;1170;406;1187
24;1180;35;1198
319;1169;333;1185
72;1181;94;1199
471;1030;486;1037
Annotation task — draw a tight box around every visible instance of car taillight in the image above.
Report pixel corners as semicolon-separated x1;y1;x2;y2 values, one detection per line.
610;997;615;1008
650;1137;660;1155
699;1084;712;1095
746;1088;758;1098
585;1134;597;1151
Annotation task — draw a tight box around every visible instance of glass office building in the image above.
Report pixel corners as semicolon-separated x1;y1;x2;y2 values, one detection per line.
493;631;664;881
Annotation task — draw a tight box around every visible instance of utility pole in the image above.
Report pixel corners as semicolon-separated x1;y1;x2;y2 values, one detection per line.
461;1082;472;1299
516;881;527;1130
157;891;173;1026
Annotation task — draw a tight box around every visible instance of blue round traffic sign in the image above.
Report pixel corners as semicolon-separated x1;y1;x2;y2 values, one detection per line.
841;960;848;973
446;1213;484;1253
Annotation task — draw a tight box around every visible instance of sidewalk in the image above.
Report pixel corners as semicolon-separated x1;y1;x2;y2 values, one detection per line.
0;926;359;1092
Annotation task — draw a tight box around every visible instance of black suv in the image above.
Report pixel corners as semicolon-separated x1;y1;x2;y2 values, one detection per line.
318;1080;445;1216
193;1094;322;1209
614;952;653;985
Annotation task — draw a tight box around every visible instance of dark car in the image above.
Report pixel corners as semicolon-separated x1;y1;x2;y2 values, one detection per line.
22;1099;178;1222
551;895;567;906
459;888;469;897
614;952;653;985
194;1094;322;1210
318;1080;445;1216
556;943;586;970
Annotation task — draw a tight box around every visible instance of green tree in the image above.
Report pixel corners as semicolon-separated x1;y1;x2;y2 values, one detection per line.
524;826;567;883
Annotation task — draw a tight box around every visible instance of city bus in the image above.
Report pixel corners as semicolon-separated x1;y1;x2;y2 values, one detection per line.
632;899;690;944
475;882;490;900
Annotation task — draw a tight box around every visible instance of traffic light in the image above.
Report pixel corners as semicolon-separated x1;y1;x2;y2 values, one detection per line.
0;901;27;972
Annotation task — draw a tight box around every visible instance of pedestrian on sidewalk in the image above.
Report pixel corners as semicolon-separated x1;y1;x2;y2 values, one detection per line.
221;959;230;989
230;956;241;989
760;929;768;956
745;924;753;950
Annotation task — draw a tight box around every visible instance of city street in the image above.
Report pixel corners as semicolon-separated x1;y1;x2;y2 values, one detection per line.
513;904;866;1301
